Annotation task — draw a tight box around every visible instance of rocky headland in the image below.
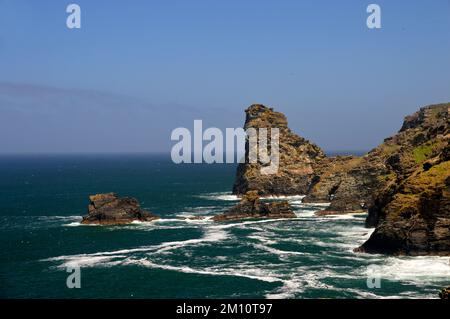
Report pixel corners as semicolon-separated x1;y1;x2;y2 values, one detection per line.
356;104;449;255
81;193;159;225
231;103;450;256
213;191;296;222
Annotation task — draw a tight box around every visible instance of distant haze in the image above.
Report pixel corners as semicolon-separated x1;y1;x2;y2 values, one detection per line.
0;0;449;154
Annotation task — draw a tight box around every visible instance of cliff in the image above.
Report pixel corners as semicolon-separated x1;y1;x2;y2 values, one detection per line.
232;103;450;255
357;104;450;255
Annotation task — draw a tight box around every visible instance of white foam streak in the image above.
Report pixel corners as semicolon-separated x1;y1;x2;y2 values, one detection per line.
253;244;306;257
376;256;450;283
127;259;282;283
43;228;228;265
198;192;306;202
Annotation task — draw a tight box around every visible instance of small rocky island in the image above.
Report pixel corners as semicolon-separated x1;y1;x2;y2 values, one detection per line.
81;193;159;225
213;191;296;221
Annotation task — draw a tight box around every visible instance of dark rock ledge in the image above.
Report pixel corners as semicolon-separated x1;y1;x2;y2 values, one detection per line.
81;193;159;225
439;286;450;299
213;191;296;222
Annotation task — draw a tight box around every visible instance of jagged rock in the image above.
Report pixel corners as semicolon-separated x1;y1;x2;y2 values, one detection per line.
233;104;325;196
213;191;296;221
232;104;389;215
232;102;450;255
81;193;159;225
304;155;388;213
357;160;450;255
357;103;450;255
439;286;450;299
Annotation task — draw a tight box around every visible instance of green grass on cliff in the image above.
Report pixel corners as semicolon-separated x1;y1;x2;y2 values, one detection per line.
412;139;446;164
380;143;401;156
413;144;434;163
386;160;450;218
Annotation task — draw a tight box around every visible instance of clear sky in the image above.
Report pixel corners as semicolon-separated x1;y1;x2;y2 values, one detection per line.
0;0;449;153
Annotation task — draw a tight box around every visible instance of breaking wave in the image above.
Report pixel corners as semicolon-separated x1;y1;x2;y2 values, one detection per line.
39;200;450;299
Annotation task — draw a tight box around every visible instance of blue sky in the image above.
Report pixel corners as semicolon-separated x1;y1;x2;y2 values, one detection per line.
0;0;449;153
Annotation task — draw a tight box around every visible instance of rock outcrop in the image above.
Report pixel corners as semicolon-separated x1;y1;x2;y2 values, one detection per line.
213;191;296;221
232;102;450;255
304;155;388;214
233;104;325;196
81;193;159;225
440;286;450;299
357;104;450;255
233;104;387;214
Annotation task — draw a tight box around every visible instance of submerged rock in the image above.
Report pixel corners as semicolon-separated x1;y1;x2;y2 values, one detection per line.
213;191;296;221
81;193;159;225
314;210;364;217
439;286;450;299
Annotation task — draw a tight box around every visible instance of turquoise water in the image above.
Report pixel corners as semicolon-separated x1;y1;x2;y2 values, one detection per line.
0;154;449;299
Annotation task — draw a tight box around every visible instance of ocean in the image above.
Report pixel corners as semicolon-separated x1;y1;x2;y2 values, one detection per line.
0;154;449;299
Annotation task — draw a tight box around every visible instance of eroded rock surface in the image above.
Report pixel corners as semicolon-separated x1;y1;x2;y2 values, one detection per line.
232;102;450;255
81;193;159;225
440;286;450;299
213;191;296;221
233;104;325;196
355;104;450;255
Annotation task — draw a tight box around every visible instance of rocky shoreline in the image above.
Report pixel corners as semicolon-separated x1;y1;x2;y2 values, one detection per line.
79;103;449;296
81;103;449;257
232;103;449;256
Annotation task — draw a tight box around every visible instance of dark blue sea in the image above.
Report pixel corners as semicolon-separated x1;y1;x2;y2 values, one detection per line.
0;154;448;298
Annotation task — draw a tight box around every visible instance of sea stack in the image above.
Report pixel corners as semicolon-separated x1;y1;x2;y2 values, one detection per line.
233;104;325;196
213;191;296;221
232;103;388;215
81;193;159;225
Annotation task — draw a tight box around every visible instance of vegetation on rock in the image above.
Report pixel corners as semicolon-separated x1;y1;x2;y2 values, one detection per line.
232;102;450;255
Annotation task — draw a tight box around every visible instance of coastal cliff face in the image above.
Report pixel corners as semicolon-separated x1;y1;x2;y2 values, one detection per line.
303;155;388;214
232;104;325;196
81;193;159;225
231;102;450;255
358;104;450;255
